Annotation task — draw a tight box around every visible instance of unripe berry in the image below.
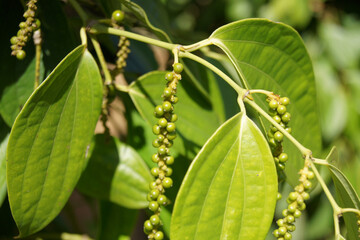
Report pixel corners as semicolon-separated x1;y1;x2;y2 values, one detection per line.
149;189;160;199
162;177;173;188
166;122;176;132
273;115;281;123
282;112;291;123
162;101;172;112
144;220;153;231
277;105;287;115
154;231;164;240
157;194;167;206
16;50;26;60
173;63;184;73
157;146;167;155
10;36;17;45
149;201;159;212
274;131;284;142
269;99;279;109
280;97;290;106
112;10;125;23
150;214;161;226
158;118;167;128
154;105;164;118
278;153;288;163
151;167;159;177
165;72;173;81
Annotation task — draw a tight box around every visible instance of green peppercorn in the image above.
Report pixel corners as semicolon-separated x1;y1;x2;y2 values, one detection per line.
112;10;125;23
149;201;159;212
280;97;290;106
162;177;173;188
273;115;281;123
274;131;284;142
144;220;153;231
154;105;164;118
171;113;178;122
162;101;172;112
277;105;287;115
165;167;173;176
152;139;160;148
157;195;167;206
278;153;288;163
166;122;176;132
167;132;177;140
158;118;168;128
16;50;26;60
152;153;160;163
149;181;157;189
173;63;184;74
154;231;164;240
150;214;161;226
151;167;159;177
149;189;160;200
163;88;172;98
157;146;167;155
282;112;291;123
165;72;174;81
269;99;279;109
165;156;174;165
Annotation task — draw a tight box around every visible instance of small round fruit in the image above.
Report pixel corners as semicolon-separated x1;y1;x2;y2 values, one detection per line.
165;167;173;176
171;95;179;104
149;189;160;199
273;229;280;238
157;194;167;205
273;115;281;123
277;219;285;227
280;97;290;106
19;21;27;29
277;105;287;115
150;214;161;226
149;181;157;189
294;209;302;218
307;171;315;180
154;231;164;240
10;36;17;45
171;113;178;122
149;201;159;212
158;118;168;128
282;112;291;123
285;127;292;134
162;101;172;112
16;50;26;60
163;88;172;98
303;180;312;190
288;192;298;201
278;153;288;163
173;63;183;73
144;220;153;231
165;156;174;165
150;167;159;177
274;131;284;142
158;146;167;155
286;215;295;223
157;134;165;142
163;177;173;188
287;203;297;213
284;232;292;240
277;192;282;200
165;72;174;81
152;139;160;148
269;99;279;109
154;105;164;118
278;226;287;235
166;122;176;132
112;10;125;23
151;153;160;163
301;192;310;200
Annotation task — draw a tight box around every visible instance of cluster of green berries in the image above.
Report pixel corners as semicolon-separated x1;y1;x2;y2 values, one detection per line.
116;35;131;70
144;63;183;240
266;96;291;172
273;164;314;240
110;10;130;70
10;0;40;60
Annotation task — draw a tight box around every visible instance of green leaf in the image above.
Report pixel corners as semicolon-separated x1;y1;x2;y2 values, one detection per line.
121;0;171;42
0;134;9;206
77;134;153;209
129;71;223;158
209;19;322;186
96;201;139;240
171;113;277;240
6;45;103;237
327;149;360;240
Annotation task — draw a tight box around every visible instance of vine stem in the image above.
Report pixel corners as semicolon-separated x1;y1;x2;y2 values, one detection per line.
90;24;176;51
90;36;112;85
243;98;311;156
33;29;42;89
179;51;247;112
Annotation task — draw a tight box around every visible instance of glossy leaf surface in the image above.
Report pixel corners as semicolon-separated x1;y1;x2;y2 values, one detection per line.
121;0;171;42
327;149;360;240
171;113;277;240
209;19;321;186
6;45;103;237
77;134;153;209
129;71;223;158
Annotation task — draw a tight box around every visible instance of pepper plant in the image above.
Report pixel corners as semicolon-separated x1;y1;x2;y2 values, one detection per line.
1;0;360;239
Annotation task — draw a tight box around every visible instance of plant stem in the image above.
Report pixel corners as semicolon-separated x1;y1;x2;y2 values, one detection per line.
90;36;112;85
182;38;212;52
341;208;360;215
180;51;245;95
244;98;312;156
312;158;329;166
33;29;42;89
68;0;88;23
249;89;273;96
90;24;176;51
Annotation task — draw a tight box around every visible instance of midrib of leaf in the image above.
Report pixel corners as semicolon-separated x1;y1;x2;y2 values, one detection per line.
27;75;77;231
220;118;243;239
193;136;240;239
